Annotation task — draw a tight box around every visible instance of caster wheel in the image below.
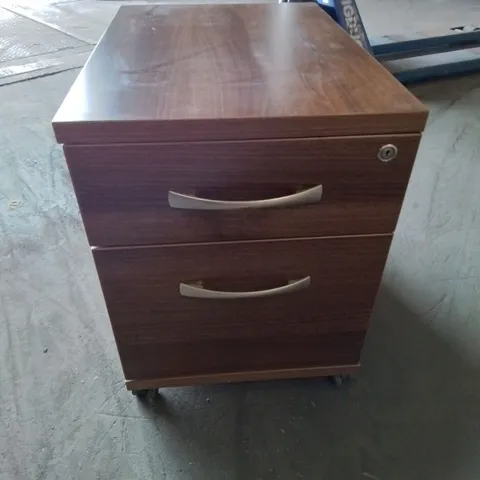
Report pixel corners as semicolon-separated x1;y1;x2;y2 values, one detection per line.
131;389;158;399
329;374;351;387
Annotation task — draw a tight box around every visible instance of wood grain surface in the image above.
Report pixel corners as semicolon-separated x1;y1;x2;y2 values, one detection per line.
53;4;427;144
65;134;419;246
93;235;391;379
115;333;365;381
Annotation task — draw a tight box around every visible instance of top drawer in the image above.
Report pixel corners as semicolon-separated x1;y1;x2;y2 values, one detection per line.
64;134;420;247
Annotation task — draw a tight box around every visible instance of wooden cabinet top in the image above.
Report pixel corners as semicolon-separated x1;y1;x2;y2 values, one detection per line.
53;4;427;144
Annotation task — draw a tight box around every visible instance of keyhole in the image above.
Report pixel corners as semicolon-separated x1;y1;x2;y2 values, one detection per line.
378;144;398;162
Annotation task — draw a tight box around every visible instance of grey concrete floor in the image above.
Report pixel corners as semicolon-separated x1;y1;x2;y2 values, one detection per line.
1;1;480;479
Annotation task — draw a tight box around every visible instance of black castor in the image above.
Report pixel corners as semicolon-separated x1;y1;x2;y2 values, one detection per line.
131;389;158;399
328;374;351;387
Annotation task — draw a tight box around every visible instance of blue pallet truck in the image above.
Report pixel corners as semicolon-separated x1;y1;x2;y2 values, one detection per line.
283;0;480;84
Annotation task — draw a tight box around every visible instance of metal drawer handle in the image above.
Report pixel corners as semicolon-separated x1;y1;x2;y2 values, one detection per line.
179;277;311;299
168;185;323;210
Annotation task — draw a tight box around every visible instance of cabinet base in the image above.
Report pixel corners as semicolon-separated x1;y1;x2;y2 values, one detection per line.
125;364;360;390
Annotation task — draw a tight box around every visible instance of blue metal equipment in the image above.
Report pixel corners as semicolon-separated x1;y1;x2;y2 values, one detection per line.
313;0;480;83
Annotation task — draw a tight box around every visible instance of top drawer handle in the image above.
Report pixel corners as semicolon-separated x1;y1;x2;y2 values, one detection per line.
168;185;323;210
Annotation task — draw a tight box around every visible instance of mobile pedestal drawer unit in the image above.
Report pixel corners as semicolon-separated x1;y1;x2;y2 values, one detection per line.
53;4;428;396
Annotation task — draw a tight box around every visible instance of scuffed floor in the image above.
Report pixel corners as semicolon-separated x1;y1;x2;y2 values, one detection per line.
0;1;479;479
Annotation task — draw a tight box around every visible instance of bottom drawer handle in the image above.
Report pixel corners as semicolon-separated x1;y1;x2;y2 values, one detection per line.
179;277;310;299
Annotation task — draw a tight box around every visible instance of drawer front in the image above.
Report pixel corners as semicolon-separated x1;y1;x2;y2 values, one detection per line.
66;135;420;247
120;333;365;382
93;235;391;380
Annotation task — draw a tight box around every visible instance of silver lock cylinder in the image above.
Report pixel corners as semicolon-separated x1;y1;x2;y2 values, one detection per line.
378;144;398;162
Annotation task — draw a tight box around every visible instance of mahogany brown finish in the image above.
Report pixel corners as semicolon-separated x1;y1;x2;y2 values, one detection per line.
93;235;391;380
65;134;420;247
54;4;428;390
120;334;364;382
52;4;427;144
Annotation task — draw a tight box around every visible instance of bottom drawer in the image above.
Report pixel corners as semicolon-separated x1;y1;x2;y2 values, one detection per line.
120;332;365;383
93;235;391;380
